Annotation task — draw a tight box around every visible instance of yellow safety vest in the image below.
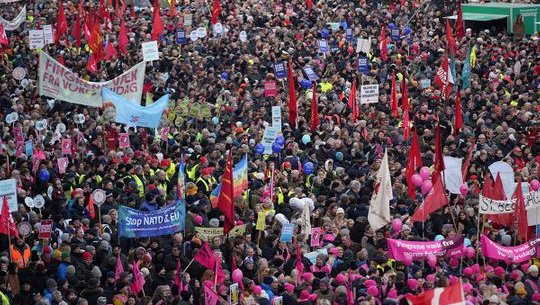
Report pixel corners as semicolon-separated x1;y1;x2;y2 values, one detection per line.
0;290;9;305
196;177;217;192
166;163;177;181
187;164;200;181
131;175;145;197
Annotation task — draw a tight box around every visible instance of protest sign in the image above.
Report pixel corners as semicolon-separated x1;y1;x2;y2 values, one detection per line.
318;40;329;53
391;28;401;41
13;127;23;142
57;157;68;174
274;296;283;305
358;57;369;74
42;25;53;45
195;227;223;240
387;235;464;261
0;0;22;3
304;248;328;264
360;84;379;104
272;106;282;132
256;212;266;231
274;62;287;79
0;179;17;212
303;65;319;81
12;67;26;80
280;223;294;242
24;140;33;156
478;191;540;214
420;79;431;89
262;126;279;154
264;80;277;97
311;227;321;247
356;37;371;54
481;234;540;263
230;284;239;305
346;28;353;42
0;6;26;31
38;219;53;239
118;133;130;148
176;30;186;45
118;200;186;238
29;29;45;50
142;41;160;61
228;224;246;237
61;138;72;155
39;52;145;107
102;88;169;128
183;13;192;27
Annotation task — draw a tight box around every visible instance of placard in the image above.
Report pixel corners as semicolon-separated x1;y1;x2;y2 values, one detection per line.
303;65;319;81
420;79;431;89
264;80;277;97
360;84;379;104
280;223;294;242
346;28;353;42
357;57;369;74
274;62;287;79
273;296;283;305
262;126;279;155
38;219;53;239
118;133;130;148
142;41;159;62
311;227;321;247
230;283;240;305
256;212;266;231
0;179;18;213
195;227;224;240
42;24;53;44
61;138;72;155
356;37;371;54
271;106;282;132
57;157;68;174
176;30;186;45
24;140;33;156
318;40;329;53
183;13;192;27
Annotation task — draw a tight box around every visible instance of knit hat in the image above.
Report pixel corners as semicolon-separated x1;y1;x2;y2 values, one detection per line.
284;283;295;293
529;265;539;274
364;280;376;288
61;252;71;260
367;286;379;296
82;252;93;261
517;286;527;296
46;278;57;289
407;279;418;290
194;215;203;225
53;250;62;261
494;267;505;277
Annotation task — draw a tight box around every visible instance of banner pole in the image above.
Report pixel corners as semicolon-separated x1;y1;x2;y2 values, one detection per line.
181;257;196;275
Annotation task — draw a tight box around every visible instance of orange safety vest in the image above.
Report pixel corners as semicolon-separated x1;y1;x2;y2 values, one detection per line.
10;245;31;269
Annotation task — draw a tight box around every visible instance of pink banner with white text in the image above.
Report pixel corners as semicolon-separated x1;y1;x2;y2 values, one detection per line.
481;234;540;263
387;235;464;261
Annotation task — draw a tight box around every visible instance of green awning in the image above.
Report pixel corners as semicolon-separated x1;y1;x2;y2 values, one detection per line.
446;13;508;22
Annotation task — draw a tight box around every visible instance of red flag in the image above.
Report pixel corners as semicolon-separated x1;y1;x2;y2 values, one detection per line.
215;259;225;284
456;1;465;40
194;243;216;270
55;0;68;43
217;151;235;234
434;56;453;99
411;178;448;223
87;195;96;219
151;0;164;40
485;173;513;227
57;54;65;66
0;24;7;47
89;22;104;61
0;196;19;238
310;84;320;132
348;80;358;123
211;0;221;25
406;130;422;200
432;123;445;184
115;252;124;280
401;76;408;111
174;259;183;291
98;0;108;20
390;72;398;118
514;182;529;242
407;280;464;305
118;19;129;55
170;0;177;17
380;25;387;62
130;261;146;295
86;53;99;74
346;285;355;305
454;90;462;136
83;10;95;43
131;5;136;19
445;19;457;53
287;61;298;128
71;1;83;47
306;0;313;10
403;111;411;140
461;140;476;179
105;42;118;60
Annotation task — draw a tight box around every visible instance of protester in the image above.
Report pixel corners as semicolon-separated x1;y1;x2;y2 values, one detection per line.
0;0;539;305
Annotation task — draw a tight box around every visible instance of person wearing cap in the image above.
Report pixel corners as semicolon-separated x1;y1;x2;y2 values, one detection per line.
196;167;217;195
314;278;336;304
524;265;540;299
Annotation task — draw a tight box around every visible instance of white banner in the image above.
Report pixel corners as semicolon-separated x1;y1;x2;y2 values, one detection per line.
272;106;282;133
0;6;26;31
0;0;22;3
29;29;44;50
479;190;540;224
356;37;371;54
360;84;379;104
0;179;18;213
442;156;463;194
42;24;53;45
39;52;146;107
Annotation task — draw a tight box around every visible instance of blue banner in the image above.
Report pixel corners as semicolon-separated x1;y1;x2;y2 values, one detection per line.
346;28;353;42
318;40;329;53
358;57;370;74
118;200;186;238
303;65;319;81
391;28;401;41
102;87;169;129
274;62;287;79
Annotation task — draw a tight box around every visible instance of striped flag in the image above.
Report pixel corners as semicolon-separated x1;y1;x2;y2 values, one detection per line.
406;280;464;305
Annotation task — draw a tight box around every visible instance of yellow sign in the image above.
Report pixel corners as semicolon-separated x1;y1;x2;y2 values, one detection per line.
256;212;266;231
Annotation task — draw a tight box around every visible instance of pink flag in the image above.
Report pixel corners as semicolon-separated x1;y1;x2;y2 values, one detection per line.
118;133;130;148
115;253;124;281
61;138;72;155
174;259;184;291
295;243;304;283
204;285;219;305
105;42;118;60
130;261;146;295
195;243;216;270
215;259;225;284
0;24;8;46
13;127;24;142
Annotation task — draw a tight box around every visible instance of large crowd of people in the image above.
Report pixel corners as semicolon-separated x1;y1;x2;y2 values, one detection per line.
0;0;539;305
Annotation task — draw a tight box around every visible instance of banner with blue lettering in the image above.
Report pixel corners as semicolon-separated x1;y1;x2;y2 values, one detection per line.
346;28;353;42
358;57;370;74
303;65;319;81
318;40;329;53
274;62;287;79
391;28;401;41
176;30;186;45
102;87;169;128
119;200;186;238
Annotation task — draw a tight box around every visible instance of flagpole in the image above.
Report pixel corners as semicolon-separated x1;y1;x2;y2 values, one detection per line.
181;257;195;275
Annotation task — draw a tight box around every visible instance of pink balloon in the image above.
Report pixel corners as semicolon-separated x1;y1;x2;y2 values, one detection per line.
232;269;243;283
411;174;423;187
427;254;437;267
419;166;431;181
460;183;469;197
403;254;413;266
465;247;475;259
421;180;433;195
391;218;403;233
531;179;540;191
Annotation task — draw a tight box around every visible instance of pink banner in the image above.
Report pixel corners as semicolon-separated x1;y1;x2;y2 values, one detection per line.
57;157;68;174
264;80;278;97
119;133;130;148
61;139;72;155
311;227;321;247
481;234;540;263
14;127;23;142
387;235;464;261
